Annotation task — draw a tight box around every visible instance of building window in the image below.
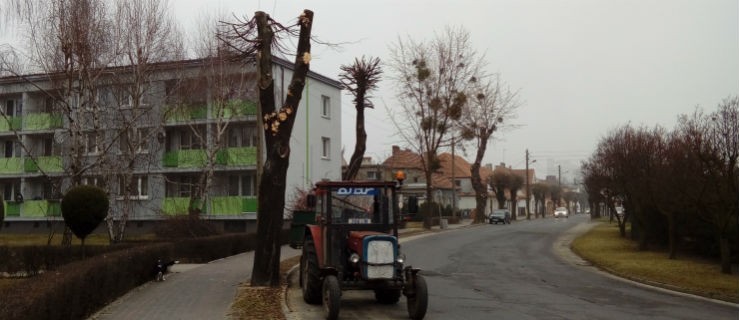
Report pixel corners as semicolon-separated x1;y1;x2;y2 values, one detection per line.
82;176;106;189
120;128;150;153
166;175;197;197
228;174;255;196
227;126;258;148
86;132;100;154
321;137;330;159
367;171;380;180
321;95;330;118
179;126;203;150
119;175;148;199
455;180;461;187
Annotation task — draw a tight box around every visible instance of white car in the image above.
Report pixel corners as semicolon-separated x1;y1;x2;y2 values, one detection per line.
553;207;569;218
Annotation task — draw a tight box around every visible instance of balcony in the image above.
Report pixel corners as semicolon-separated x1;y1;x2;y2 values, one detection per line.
163;149;208;168
163;147;257;168
2;200;61;218
24;156;64;173
0;116;21;132
0;158;24;174
165;105;207;123
22;113;63;131
216;147;257;166
165;99;257;123
161;196;257;216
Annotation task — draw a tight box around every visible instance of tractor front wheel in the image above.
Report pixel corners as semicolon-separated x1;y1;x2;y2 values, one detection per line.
322;275;341;320
301;237;322;304
406;274;428;320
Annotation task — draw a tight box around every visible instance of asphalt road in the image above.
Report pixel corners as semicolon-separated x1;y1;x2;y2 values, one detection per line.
286;215;739;320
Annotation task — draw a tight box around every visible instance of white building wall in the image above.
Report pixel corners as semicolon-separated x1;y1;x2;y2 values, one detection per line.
272;64;342;202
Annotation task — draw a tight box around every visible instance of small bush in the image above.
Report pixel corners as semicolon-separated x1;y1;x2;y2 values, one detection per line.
154;216;221;239
61;186;109;242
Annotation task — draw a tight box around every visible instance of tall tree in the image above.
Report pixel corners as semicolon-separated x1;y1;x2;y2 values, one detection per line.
340;56;382;181
458;74;519;223
218;10;314;286
388;26;482;228
105;0;183;242
2;0;118;246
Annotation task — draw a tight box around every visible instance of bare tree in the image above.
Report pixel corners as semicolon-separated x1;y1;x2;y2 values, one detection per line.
2;0;120;246
340;56;382;181
530;182;548;218
387;26;483;228
458;74;519;223
218;9;314;286
102;0;184;242
489;168;511;211
507;172;524;220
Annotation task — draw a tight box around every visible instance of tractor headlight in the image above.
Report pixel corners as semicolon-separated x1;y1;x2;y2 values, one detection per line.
396;253;406;264
349;253;360;264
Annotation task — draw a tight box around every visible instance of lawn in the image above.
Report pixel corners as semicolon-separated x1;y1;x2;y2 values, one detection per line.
571;221;739;303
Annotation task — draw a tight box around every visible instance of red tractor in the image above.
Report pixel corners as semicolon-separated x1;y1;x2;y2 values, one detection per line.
290;175;428;320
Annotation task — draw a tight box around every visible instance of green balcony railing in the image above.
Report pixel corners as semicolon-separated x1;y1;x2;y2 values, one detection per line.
218;99;257;118
165;105;208;123
22;113;63;131
5;202;21;217
161;197;205;216
163;149;208;168
0;116;22;132
210;196;258;216
20;200;61;218
24;156;64;173
0;158;24;174
162;196;257;216
217;147;257;166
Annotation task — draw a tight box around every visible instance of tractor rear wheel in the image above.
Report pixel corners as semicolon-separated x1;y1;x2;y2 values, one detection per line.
406;274;428;320
322;275;341;320
374;288;402;304
301;237;322;304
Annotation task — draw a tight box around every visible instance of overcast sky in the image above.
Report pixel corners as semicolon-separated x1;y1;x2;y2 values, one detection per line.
5;1;739;183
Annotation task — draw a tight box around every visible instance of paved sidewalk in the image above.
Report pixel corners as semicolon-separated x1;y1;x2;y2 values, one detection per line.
88;219;477;320
89;245;301;320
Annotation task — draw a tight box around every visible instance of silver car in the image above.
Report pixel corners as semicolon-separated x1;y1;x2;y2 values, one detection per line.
553;207;569;218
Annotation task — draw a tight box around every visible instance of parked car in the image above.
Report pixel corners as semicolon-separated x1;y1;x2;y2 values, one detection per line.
488;209;511;224
553;207;569;218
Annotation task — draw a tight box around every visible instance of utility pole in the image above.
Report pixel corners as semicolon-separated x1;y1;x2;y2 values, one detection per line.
451;135;456;218
525;149;531;220
558;164;561;187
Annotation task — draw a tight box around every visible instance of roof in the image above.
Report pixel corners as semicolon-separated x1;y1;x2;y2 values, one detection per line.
382;146;423;169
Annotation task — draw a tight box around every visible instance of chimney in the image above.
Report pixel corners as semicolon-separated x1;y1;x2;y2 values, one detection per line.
392;145;400;155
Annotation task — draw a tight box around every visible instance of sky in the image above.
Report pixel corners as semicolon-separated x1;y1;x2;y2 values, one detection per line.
4;0;739;184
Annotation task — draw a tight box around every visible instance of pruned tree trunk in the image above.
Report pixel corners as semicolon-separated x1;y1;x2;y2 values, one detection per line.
251;10;313;287
342;104;366;181
470;162;488;224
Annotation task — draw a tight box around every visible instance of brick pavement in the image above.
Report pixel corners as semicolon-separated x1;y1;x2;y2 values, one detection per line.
89;245;301;320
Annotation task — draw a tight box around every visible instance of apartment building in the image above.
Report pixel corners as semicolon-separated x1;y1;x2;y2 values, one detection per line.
0;57;342;233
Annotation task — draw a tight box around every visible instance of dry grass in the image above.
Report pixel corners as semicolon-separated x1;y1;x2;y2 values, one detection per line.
572;221;739;303
229;255;301;320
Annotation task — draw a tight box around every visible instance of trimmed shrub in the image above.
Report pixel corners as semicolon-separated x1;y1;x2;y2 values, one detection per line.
0;228;291;320
61;186;109;245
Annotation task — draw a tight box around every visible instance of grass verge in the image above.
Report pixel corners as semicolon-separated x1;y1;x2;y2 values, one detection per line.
571;221;739;303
